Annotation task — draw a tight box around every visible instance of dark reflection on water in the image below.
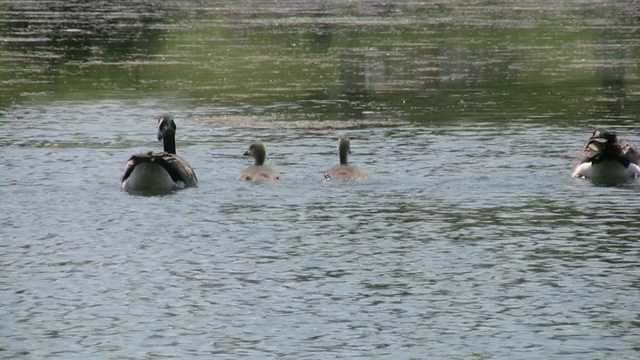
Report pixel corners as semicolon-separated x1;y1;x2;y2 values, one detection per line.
2;0;640;359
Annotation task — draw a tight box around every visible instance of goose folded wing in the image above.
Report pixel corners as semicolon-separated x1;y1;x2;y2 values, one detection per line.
154;153;198;186
579;137;608;163
619;140;640;165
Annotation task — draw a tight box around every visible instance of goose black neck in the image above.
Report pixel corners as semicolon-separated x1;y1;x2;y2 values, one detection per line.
338;142;349;165
162;132;176;154
339;151;348;165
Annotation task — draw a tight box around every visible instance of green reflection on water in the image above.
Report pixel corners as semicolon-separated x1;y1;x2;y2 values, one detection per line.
1;1;638;123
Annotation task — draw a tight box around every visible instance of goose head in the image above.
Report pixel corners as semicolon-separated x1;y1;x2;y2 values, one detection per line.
157;115;177;154
244;141;267;166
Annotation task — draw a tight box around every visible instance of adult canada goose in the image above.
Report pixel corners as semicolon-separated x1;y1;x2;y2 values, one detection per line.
324;136;364;180
571;129;640;183
120;115;198;192
240;141;280;182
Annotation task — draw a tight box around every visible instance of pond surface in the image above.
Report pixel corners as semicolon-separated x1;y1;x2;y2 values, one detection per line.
1;1;640;359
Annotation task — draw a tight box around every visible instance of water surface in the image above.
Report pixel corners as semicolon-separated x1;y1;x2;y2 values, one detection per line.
1;1;640;359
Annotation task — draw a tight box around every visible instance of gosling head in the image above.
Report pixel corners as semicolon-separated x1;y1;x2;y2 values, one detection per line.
244;141;268;166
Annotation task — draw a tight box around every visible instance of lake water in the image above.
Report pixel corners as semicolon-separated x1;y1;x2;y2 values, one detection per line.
2;1;640;359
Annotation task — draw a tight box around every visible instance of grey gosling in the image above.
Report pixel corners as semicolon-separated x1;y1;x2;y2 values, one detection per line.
324;136;364;180
120;115;198;192
240;141;280;182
